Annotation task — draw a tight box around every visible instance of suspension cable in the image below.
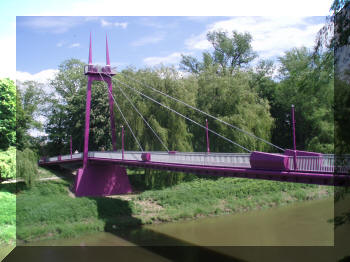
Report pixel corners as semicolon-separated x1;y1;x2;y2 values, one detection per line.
114;80;170;152
118;73;284;152
111;76;251;153
98;72;144;152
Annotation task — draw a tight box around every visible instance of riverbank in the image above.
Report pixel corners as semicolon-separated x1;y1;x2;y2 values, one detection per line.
15;172;334;243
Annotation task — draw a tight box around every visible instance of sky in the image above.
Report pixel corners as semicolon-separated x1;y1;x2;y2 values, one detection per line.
0;0;334;84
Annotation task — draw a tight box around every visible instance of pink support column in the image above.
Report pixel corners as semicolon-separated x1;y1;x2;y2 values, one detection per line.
76;33;132;197
206;119;210;153
291;105;298;170
83;78;92;168
122;125;124;160
106;34;111;66
70;135;72;159
107;79;117;150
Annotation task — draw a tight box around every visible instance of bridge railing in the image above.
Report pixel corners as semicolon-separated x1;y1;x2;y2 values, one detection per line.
287;155;350;173
39;151;350;174
163;152;251;168
88;151;251;168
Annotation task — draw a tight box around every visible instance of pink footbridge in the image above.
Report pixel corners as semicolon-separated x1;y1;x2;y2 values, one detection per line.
39;34;350;197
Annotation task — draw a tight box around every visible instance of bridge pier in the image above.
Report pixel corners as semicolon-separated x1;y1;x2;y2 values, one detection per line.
74;163;132;197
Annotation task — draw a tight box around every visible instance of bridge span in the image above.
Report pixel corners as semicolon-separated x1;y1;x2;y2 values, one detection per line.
39;34;350;197
39;151;350;188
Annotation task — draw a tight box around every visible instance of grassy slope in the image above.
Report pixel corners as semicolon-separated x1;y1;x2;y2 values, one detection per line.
16;176;333;242
133;177;333;223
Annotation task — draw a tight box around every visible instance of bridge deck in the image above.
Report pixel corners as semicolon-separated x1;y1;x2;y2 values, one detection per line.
40;151;349;173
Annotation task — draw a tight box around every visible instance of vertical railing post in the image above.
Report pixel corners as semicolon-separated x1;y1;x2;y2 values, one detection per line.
70;135;72;159
206;119;210;154
291;104;298;170
122;125;124;160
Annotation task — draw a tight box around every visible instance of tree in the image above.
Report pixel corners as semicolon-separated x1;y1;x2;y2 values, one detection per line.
271;47;334;153
192;70;274;153
16;81;47;150
0;78;16;150
181;30;257;75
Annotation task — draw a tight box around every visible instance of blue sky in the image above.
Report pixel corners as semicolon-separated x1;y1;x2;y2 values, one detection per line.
15;15;328;83
0;0;334;82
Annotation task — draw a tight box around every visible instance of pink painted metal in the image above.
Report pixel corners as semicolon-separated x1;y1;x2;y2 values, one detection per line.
74;164;132;197
83;34;117;167
284;149;323;171
88;32;92;65
122;125;124;160
70;135;72;159
284;149;322;157
39;153;350;187
206;119;210;153
291;105;297;170
141;153;151;161
107;78;117;150
106;34;110;66
250;151;290;171
83;78;92;168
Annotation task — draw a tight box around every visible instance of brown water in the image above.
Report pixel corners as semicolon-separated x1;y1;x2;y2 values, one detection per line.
25;198;334;247
12;197;347;262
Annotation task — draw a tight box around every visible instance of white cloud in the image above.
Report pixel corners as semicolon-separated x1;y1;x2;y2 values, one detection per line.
16;69;58;85
185;17;325;59
132;34;164;46
69;43;81;48
16;69;58;96
101;19;128;29
143;52;190;66
56;41;64;47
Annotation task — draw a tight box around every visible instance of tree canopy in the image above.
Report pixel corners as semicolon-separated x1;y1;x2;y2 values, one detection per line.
0;79;16;150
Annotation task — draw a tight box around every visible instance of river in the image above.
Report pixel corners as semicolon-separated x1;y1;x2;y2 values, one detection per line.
9;197;348;262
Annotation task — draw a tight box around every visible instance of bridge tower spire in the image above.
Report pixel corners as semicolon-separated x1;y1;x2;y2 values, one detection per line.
88;32;92;65
106;33;110;66
83;33;117;169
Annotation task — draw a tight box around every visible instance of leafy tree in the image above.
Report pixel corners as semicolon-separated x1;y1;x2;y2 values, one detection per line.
16;81;47;150
0;78;16;150
0;147;16;181
16;148;38;187
271;47;334;153
181;30;257;75
193;70;273;152
46;59;88;155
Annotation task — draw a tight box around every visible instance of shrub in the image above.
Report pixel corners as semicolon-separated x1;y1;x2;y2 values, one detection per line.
16;148;38;186
0;147;16;181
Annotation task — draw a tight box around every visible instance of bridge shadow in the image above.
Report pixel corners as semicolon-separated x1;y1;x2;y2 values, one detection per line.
91;197;244;262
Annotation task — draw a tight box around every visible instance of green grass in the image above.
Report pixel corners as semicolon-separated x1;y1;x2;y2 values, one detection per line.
135;177;333;223
0;184;16;245
15;175;333;243
16;179;140;242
